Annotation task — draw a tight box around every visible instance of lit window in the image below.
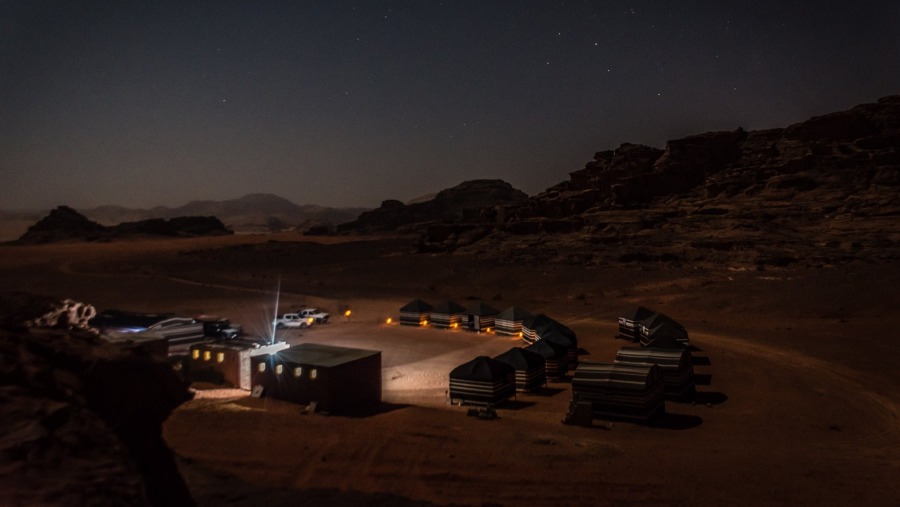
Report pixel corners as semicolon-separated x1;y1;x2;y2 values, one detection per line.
192;349;200;360
275;364;283;375
293;367;302;378
258;362;266;373
203;350;211;361
310;369;317;379
216;352;225;363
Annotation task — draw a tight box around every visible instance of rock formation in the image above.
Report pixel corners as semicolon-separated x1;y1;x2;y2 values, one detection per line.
338;179;529;234
0;293;194;506
398;96;900;267
13;206;233;244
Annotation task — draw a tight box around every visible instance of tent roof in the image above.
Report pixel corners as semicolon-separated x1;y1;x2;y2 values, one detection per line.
525;339;567;358
641;312;684;330
524;314;577;345
541;326;577;348
400;299;433;312
573;362;661;390
643;334;687;349
496;306;532;321
493;347;545;369
616;345;690;365
466;301;499;316
622;306;657;322
450;356;514;381
646;321;688;340
431;300;467;314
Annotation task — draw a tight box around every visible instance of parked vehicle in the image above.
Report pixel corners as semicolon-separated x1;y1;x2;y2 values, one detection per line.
296;308;330;324
197;317;242;340
275;313;315;329
145;317;207;355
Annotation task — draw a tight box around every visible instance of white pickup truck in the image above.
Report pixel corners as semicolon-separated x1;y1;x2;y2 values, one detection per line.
296;308;329;324
275;313;314;329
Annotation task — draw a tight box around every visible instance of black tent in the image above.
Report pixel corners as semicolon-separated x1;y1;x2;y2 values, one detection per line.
449;356;515;406
430;300;467;329
493;347;546;393
615;346;694;398
639;317;689;348
524;338;568;380
494;306;532;336
522;314;579;367
463;302;499;332
399;299;433;326
571;361;666;422
617;306;656;341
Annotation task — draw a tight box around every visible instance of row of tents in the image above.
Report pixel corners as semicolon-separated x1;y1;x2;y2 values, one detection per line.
448;347;545;406
446;310;581;406
400;299;578;365
399;299;532;335
566;308;696;424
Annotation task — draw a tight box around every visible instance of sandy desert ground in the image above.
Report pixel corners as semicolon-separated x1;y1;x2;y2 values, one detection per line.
2;232;898;506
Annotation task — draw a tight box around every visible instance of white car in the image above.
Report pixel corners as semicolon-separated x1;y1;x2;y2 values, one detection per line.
296;308;330;324
275;313;314;329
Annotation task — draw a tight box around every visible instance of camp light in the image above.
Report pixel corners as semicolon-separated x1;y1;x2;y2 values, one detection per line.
386;317;392;324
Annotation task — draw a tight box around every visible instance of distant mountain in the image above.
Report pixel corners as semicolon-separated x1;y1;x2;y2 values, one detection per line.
12;206;232;244
336;180;529;234
82;194;369;233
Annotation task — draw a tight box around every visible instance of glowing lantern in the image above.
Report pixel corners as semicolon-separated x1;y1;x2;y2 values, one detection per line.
216;352;225;363
203;350;211;361
451;322;458;329
420;320;428;326
192;349;200;360
486;327;492;333
344;309;352;317
386;317;392;324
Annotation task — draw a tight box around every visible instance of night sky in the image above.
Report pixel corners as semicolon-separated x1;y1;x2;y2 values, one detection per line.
3;1;899;210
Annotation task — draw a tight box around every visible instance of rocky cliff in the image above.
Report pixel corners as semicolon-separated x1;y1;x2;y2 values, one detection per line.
336;179;529;234
414;96;900;268
13;206;233;244
0;293;194;506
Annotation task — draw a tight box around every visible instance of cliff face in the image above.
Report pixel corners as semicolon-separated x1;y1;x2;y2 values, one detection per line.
414;96;900;268
0;293;195;506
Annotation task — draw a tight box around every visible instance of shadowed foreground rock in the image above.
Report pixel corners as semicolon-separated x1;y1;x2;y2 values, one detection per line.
0;293;195;506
